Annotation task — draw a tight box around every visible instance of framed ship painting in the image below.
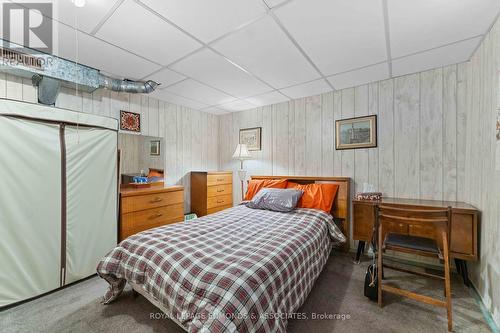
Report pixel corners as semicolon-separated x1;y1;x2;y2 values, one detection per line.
335;115;377;150
239;127;262;151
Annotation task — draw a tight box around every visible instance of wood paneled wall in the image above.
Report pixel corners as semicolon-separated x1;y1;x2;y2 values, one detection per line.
0;75;219;213
219;19;500;326
463;18;500;328
219;65;468;248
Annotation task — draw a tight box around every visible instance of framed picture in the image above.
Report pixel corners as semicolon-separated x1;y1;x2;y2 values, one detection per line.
335;115;377;150
120;110;141;132
150;140;161;156
239;127;262;151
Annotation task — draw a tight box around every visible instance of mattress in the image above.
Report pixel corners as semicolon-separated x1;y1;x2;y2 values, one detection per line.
97;205;345;332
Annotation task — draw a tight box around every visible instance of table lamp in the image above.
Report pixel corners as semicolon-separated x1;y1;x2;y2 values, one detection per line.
232;143;252;201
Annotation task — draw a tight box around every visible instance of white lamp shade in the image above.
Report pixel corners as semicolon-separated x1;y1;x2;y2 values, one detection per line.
232;144;252;160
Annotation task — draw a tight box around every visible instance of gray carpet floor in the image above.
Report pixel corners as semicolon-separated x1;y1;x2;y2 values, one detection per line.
0;253;492;333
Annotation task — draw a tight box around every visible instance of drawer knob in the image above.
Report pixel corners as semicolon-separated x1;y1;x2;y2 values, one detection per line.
151;213;163;219
217;200;224;204
217;189;224;193
151;197;163;203
217;178;224;181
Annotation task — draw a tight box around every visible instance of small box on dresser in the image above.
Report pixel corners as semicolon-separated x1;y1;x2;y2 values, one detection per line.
119;185;184;241
191;171;233;217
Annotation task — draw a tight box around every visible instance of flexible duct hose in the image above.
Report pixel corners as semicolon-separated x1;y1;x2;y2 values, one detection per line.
99;76;160;93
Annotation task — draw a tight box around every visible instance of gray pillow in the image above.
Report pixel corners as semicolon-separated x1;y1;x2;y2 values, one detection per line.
246;188;304;212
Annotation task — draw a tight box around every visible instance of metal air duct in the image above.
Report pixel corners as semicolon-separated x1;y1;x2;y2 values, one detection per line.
0;40;159;105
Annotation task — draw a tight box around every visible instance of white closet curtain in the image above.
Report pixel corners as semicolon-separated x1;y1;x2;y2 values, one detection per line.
0;99;118;307
65;125;117;284
0;117;62;306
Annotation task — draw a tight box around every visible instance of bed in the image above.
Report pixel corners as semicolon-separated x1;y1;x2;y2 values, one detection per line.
97;176;350;333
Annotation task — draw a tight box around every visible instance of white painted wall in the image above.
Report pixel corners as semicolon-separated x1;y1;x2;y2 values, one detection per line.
0;74;219;213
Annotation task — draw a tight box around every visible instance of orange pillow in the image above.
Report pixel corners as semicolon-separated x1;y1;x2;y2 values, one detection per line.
287;182;339;213
244;179;288;200
148;169;164;178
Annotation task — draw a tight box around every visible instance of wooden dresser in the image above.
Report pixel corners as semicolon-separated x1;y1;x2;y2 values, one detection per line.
119;185;184;241
190;171;233;217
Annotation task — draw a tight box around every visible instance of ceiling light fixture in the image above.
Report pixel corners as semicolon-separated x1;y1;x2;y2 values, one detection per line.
72;0;86;8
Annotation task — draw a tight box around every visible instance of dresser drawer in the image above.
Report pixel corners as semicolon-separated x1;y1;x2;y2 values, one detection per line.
120;203;184;240
207;173;232;186
207;204;233;215
122;190;184;214
207;184;232;197
207;194;232;209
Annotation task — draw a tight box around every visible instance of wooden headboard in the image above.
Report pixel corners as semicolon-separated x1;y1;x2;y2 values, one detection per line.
250;176;351;252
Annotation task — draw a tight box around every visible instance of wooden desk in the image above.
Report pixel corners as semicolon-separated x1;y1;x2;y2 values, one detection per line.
353;198;479;285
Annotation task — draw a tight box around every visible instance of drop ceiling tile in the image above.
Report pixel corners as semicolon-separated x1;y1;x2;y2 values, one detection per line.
170;49;272;98
202;107;230;115
96;0;201;65
150;89;209;110
56;23;160;80
166;79;236;106
219;100;257;112
392;37;481;77
388;0;500;58
145;68;186;87
274;0;387;76
327;63;389;90
139;0;267;43
280;79;332;99
245;91;289;107
213;16;320;88
264;0;289;8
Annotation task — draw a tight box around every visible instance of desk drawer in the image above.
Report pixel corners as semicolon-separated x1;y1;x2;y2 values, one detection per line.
207;173;232;186
207;194;232;209
122;190;183;214
450;212;475;257
207;184;232;198
353;202;375;241
121;203;184;239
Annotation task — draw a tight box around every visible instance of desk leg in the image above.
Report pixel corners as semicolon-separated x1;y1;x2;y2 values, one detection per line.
354;241;365;264
461;260;470;287
454;259;462;275
456;259;470;287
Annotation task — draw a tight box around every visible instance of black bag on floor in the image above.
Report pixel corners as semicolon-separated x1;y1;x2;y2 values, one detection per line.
364;208;379;302
364;263;378;301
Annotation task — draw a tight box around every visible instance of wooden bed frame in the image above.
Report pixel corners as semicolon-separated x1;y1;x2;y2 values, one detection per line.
128;175;352;330
251;176;351;252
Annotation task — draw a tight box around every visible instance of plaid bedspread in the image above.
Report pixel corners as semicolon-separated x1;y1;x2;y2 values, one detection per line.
97;205;345;333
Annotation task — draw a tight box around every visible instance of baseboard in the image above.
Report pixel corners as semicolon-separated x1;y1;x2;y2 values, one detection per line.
469;280;500;333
